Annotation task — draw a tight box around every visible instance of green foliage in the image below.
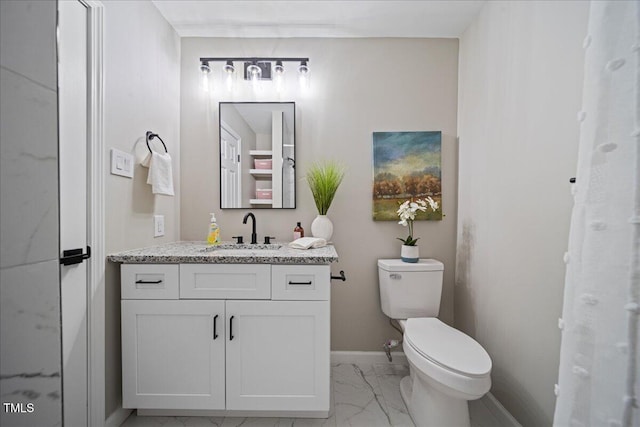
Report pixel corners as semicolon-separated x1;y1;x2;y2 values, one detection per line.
397;236;420;246
305;161;345;215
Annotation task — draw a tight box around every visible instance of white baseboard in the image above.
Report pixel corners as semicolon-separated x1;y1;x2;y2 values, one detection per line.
482;392;521;427
105;407;132;427
137;409;329;418
330;350;407;366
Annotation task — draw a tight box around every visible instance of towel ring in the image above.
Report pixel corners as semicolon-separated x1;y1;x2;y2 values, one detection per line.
146;131;168;153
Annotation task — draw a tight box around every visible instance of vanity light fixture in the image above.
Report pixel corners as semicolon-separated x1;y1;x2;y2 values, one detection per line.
246;61;262;91
200;60;211;92
198;57;310;93
223;60;235;90
298;60;310;90
274;60;285;93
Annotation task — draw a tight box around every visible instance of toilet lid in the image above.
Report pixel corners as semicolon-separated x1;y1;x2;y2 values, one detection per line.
405;318;492;377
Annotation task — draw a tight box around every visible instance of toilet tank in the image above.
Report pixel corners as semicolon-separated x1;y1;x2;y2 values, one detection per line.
378;259;444;319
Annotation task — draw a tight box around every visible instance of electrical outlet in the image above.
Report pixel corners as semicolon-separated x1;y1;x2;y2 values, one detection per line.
154;215;165;237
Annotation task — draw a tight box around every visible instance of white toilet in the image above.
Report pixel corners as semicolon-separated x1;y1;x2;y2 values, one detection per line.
378;259;492;427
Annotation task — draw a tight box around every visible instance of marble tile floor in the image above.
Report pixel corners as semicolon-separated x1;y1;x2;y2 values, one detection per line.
122;362;502;427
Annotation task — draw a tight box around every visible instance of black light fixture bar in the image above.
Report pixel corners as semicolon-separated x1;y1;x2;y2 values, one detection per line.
199;56;310;87
199;57;309;63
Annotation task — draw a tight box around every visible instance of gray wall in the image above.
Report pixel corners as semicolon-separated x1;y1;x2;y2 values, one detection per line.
180;38;459;350
0;1;61;426
103;1;181;419
456;1;589;425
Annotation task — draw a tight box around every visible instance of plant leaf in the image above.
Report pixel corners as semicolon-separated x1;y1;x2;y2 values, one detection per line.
305;161;345;215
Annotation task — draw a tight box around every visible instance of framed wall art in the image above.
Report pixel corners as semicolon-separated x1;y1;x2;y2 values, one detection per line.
372;131;442;221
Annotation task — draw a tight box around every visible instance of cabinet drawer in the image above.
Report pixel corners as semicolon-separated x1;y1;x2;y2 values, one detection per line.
271;265;330;301
121;264;179;299
180;264;271;299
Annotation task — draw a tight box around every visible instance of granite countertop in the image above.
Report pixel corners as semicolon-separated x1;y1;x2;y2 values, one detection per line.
107;241;339;265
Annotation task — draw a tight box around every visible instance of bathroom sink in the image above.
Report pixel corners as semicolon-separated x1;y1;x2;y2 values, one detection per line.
202;242;283;252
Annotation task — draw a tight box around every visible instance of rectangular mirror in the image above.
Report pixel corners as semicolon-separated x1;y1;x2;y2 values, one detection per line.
219;102;296;209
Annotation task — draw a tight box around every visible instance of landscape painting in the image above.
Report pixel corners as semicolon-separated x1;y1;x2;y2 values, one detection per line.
373;131;442;221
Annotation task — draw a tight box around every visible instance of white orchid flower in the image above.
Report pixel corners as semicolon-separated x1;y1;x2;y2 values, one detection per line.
425;196;439;211
396;197;441;245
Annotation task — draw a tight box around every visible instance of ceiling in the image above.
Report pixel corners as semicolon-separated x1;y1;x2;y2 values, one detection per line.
151;1;485;38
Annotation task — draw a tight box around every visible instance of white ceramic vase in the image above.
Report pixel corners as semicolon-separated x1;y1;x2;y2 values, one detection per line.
311;215;333;241
401;245;419;263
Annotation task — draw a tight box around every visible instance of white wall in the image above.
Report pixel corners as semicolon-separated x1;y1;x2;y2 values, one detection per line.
103;1;181;419
456;2;589;425
0;2;61;425
180;38;459;351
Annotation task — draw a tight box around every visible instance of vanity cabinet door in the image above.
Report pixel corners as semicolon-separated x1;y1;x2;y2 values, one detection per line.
121;300;225;410
225;300;330;412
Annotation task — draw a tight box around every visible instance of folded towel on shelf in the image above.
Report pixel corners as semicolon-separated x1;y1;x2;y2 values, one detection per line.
146;151;175;196
289;237;327;250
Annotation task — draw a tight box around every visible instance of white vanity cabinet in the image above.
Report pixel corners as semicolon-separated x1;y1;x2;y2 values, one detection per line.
120;263;331;417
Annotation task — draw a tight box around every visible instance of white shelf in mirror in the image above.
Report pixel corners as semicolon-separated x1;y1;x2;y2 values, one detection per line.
249;150;273;157
250;199;273;205
250;169;273;177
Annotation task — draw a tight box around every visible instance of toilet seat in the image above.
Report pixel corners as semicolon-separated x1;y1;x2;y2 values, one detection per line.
405;318;491;378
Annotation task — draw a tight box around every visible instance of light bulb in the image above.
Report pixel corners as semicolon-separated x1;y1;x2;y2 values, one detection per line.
247;63;262;92
200;61;211;93
298;60;310;90
274;61;285;93
223;60;235;91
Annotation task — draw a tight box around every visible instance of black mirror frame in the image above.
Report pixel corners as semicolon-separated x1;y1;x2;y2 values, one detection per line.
218;101;296;210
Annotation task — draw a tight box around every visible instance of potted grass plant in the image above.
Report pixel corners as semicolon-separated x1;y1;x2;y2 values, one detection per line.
305;160;345;241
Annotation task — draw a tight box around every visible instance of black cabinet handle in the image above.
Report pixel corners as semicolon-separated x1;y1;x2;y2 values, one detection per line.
288;281;312;285
229;315;234;340
213;315;219;340
135;279;163;284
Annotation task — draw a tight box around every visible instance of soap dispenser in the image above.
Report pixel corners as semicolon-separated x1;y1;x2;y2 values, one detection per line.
207;213;221;245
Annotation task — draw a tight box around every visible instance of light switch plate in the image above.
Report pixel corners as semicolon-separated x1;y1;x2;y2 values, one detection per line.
154;215;165;237
110;148;134;178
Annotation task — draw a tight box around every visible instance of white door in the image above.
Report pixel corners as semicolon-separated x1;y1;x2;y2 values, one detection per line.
121;300;226;409
225;300;330;411
220;125;241;208
58;1;89;425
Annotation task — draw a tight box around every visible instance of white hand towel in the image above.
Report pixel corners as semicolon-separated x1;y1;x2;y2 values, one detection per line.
288;237;327;250
146;151;175;196
140;152;152;168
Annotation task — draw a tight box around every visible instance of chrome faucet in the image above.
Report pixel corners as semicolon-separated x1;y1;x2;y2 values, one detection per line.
242;212;258;244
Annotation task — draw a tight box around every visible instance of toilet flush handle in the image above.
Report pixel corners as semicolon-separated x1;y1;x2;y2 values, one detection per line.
390;273;402;280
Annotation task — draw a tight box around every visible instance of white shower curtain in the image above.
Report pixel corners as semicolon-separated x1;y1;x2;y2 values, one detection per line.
554;1;639;426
